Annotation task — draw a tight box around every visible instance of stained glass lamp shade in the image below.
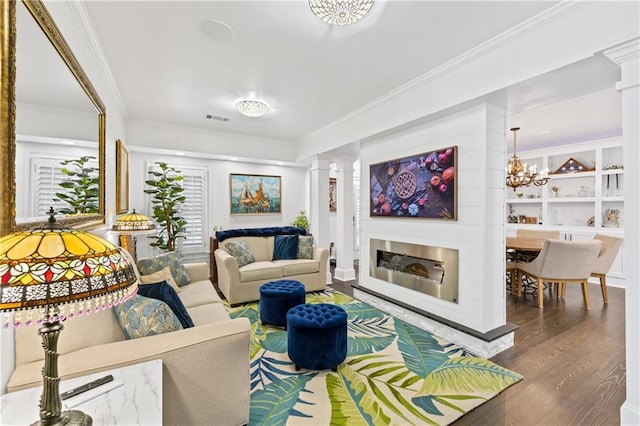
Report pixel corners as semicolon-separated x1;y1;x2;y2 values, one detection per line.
111;210;156;234
0;210;137;426
111;210;156;261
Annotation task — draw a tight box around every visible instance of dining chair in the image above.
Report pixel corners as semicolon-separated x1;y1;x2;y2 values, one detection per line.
589;234;623;304
515;229;561;240
516;239;603;309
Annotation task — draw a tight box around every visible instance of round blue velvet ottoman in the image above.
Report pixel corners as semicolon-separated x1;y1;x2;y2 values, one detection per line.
259;280;306;329
286;303;348;371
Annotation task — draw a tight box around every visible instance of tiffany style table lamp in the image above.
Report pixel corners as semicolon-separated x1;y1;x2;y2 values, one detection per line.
0;209;137;425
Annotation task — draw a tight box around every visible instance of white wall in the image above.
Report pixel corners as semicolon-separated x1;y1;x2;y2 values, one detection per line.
127;119;299;164
128;148;308;261
359;104;507;334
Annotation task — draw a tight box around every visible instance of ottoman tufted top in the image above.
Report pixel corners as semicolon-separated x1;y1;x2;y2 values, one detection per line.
260;280;305;296
287;303;347;329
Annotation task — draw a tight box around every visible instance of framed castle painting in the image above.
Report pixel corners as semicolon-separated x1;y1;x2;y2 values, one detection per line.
230;174;281;214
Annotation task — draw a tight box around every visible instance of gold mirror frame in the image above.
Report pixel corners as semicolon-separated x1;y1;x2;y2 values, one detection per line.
1;0;106;235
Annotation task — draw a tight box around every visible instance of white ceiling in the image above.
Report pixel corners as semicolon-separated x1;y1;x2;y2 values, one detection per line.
35;1;622;154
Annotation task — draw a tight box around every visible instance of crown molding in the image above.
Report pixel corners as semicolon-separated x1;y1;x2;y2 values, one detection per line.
66;1;128;119
604;37;640;65
300;1;593;142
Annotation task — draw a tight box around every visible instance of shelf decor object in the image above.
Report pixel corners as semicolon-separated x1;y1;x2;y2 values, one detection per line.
308;0;374;25
111;209;157;261
0;209;137;426
552;157;595;174
505;127;550;191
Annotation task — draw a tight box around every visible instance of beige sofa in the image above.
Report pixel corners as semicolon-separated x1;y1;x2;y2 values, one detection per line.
8;260;251;426
215;235;329;306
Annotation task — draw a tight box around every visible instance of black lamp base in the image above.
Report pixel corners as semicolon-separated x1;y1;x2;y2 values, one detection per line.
32;410;92;426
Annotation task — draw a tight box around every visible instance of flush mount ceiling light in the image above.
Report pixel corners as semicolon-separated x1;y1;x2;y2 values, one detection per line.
235;99;269;117
308;0;374;25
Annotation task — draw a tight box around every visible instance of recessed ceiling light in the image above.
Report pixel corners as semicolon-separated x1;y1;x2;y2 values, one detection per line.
230;157;239;161
59;140;75;145
235;100;269;117
175;151;185;156
201;20;234;42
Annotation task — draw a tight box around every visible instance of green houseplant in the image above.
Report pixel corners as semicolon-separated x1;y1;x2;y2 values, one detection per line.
144;162;187;251
292;210;309;231
55;156;99;214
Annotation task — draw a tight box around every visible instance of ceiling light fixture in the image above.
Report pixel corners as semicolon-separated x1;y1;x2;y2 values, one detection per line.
505;127;550;191
308;0;374;25
235;100;269;117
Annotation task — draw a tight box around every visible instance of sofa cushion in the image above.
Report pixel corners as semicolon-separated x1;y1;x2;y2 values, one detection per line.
137;281;194;328
179;281;224;308
187;304;230;326
297;235;314;259
276;259;320;275
113;295;183;339
273;234;299;260
138;252;191;286
226;240;255;267
139;266;181;293
239;261;283;282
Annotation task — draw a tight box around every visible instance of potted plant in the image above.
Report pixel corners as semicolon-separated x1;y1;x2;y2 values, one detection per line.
292;210;309;231
144;162;187;251
55;156;99;214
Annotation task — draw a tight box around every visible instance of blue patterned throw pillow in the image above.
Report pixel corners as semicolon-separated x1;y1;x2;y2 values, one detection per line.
113;295;183;339
137;281;194;328
273;234;299;260
226;240;255;267
137;251;190;286
297;235;314;259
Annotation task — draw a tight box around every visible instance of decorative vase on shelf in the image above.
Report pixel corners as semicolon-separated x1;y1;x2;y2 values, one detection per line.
578;186;589;198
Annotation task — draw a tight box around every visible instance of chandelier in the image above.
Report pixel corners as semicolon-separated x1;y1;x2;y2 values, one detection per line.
235;99;269;117
505;127;549;191
308;0;374;26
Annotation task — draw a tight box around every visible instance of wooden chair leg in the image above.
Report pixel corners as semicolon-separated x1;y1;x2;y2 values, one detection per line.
598;274;609;304
581;279;591;310
537;278;544;309
516;271;523;298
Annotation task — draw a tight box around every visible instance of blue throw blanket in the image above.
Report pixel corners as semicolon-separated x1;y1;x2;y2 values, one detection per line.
215;226;306;242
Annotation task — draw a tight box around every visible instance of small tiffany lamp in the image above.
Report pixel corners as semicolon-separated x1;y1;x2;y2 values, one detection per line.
0;209;137;426
111;209;156;261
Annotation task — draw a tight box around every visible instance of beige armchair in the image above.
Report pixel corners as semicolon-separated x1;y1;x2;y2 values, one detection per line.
590;234;623;303
516;239;603;310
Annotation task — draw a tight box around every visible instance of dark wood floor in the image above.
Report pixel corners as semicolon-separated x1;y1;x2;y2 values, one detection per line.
330;274;626;425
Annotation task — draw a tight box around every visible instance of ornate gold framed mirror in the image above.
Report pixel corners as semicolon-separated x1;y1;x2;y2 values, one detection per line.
1;0;106;235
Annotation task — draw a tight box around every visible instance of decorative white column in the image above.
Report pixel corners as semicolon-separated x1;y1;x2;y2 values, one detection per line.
605;37;640;426
334;157;356;282
309;156;332;284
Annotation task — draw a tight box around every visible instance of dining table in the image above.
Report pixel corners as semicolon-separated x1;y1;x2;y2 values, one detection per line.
506;236;546;252
506;236;548;296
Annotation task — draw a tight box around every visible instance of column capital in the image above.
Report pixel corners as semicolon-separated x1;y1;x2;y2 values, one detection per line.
309;155;331;171
604;37;640;91
334;156;357;173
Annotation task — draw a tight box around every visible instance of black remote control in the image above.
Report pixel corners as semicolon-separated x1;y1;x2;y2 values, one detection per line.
60;374;114;400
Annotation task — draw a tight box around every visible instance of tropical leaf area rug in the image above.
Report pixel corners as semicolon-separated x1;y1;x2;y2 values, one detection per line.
224;289;522;426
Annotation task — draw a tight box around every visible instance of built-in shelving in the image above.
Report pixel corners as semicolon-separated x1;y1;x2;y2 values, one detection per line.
505;137;625;284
